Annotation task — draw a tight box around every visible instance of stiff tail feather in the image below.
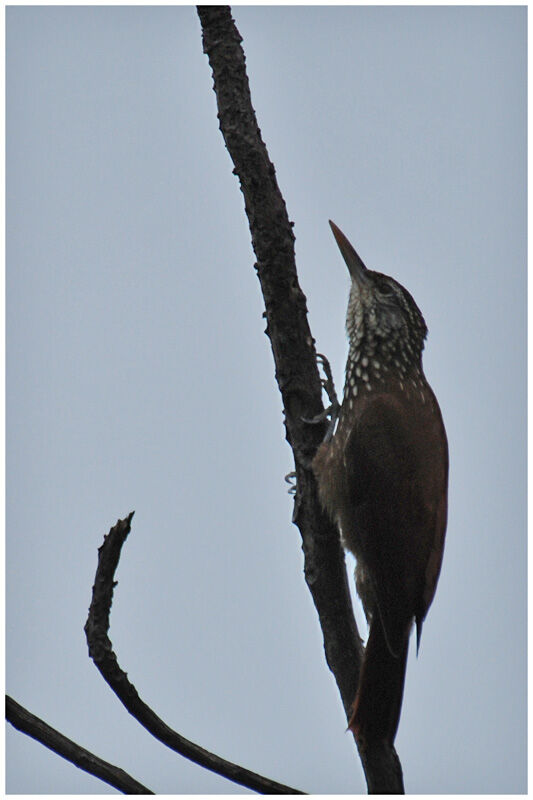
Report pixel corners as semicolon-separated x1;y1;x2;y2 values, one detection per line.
348;619;409;746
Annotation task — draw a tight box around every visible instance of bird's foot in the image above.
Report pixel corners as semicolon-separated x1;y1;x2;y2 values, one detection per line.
302;353;340;443
317;353;339;407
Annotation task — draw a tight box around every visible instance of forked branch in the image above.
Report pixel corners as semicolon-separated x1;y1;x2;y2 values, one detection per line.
84;512;305;795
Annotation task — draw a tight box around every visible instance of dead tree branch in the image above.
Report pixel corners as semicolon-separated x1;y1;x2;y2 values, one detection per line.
84;512;305;795
197;5;404;793
6;695;153;794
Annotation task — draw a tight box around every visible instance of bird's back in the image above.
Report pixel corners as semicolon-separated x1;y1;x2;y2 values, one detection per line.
315;376;448;653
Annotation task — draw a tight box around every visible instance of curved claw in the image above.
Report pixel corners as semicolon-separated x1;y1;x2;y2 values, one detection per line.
284;470;297;495
302;408;331;425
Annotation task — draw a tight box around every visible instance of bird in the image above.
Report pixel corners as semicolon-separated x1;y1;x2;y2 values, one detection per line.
312;220;448;748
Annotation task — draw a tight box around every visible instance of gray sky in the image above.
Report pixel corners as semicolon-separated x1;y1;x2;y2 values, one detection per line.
6;5;526;794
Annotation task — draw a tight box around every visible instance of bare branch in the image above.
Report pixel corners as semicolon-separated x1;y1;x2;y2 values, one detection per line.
197;0;362;715
197;6;404;793
6;695;153;794
84;513;305;795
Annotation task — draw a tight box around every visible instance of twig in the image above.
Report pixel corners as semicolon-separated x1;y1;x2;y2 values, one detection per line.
6;695;152;794
84;513;305;795
197;5;404;793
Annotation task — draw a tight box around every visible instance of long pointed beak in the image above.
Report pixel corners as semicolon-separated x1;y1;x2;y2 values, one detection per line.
329;220;369;285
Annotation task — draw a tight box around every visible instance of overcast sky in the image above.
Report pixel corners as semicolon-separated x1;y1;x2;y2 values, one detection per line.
6;5;526;794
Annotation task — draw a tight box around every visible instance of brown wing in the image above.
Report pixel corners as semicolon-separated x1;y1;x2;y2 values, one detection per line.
343;391;448;653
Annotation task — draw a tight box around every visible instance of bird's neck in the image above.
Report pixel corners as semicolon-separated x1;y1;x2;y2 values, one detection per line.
343;345;426;404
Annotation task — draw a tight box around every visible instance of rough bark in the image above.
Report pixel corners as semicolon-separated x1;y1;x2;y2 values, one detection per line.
197;5;404;793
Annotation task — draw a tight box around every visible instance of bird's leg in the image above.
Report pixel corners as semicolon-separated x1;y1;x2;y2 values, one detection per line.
286;354;340;494
317;353;340;432
303;353;340;442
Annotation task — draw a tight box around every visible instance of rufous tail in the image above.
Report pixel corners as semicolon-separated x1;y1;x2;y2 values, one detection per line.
348;619;409;746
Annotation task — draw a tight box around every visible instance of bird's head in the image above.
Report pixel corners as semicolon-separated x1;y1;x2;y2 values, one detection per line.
329;220;427;375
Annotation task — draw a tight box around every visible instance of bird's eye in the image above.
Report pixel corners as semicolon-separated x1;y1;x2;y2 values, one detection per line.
379;283;394;297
